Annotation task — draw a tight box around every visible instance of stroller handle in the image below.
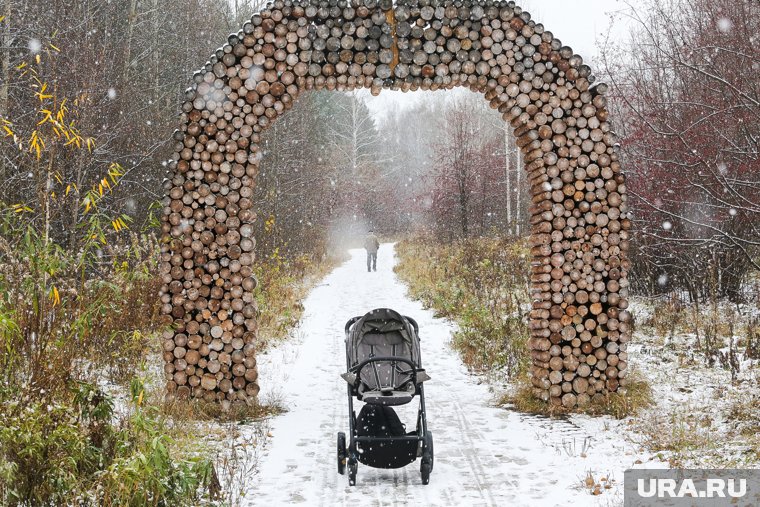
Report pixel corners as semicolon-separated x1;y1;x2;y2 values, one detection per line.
344;315;420;337
343;356;430;390
344;316;361;334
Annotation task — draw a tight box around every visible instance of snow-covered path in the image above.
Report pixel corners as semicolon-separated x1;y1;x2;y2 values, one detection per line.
247;244;654;506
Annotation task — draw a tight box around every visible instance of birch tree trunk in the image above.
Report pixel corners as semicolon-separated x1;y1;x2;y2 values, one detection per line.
123;0;138;82
515;144;522;236
504;124;512;234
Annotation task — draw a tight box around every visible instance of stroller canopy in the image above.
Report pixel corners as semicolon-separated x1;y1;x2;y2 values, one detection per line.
346;308;421;395
347;308;420;368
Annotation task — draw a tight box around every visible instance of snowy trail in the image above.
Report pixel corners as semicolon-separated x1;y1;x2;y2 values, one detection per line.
246;244;654;506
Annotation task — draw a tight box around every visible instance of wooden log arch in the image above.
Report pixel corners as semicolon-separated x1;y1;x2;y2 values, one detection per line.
159;0;632;410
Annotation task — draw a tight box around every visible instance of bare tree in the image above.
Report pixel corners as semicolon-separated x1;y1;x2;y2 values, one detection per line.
603;0;760;300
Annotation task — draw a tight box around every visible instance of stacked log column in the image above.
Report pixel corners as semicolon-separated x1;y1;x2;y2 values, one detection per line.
160;0;631;409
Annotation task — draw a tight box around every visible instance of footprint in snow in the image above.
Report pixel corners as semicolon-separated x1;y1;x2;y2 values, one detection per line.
288;493;306;503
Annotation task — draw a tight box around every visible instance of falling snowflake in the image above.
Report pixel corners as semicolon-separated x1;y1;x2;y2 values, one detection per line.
657;274;668;287
717;17;733;33
662;221;672;231
717;162;727;175
29;39;41;54
107;88;117;100
729;208;737;216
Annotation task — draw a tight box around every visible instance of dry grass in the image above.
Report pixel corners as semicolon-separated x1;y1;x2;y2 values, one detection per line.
395;236;531;378
730;397;760;437
639;408;720;467
161;396;284;424
504;372;654;420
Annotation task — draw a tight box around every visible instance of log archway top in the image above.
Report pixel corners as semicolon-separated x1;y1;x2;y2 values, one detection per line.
159;0;632;410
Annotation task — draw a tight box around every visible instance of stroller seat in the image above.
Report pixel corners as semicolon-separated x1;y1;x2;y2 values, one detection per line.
358;382;416;406
341;311;429;405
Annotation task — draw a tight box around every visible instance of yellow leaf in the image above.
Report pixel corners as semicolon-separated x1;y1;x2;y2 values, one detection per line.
51;191;56;199
0;15;5;23
49;43;60;52
37;109;52;125
35;54;41;65
65;184;71;196
49;286;60;306
109;162;124;178
86;137;95;152
29;131;45;158
12;203;31;213
53;171;62;184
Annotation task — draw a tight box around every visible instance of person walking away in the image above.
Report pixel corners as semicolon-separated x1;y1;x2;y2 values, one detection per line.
364;230;379;272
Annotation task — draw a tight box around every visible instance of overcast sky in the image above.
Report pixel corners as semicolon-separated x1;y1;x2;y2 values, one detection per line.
517;0;631;62
364;0;635;121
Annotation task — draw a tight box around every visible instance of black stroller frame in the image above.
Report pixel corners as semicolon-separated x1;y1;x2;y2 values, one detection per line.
337;308;434;486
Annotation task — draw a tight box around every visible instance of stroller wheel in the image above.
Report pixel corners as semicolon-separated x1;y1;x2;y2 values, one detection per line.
421;461;432;485
424;431;434;472
348;455;358;486
337;432;347;475
420;432;433;485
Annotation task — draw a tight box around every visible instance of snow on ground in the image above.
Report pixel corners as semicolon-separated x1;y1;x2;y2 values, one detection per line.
235;244;663;507
626;300;760;468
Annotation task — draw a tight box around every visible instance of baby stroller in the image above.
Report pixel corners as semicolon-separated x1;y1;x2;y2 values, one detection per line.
337;308;433;485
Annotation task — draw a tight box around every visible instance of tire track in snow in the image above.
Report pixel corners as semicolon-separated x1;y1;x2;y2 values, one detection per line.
450;399;497;506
